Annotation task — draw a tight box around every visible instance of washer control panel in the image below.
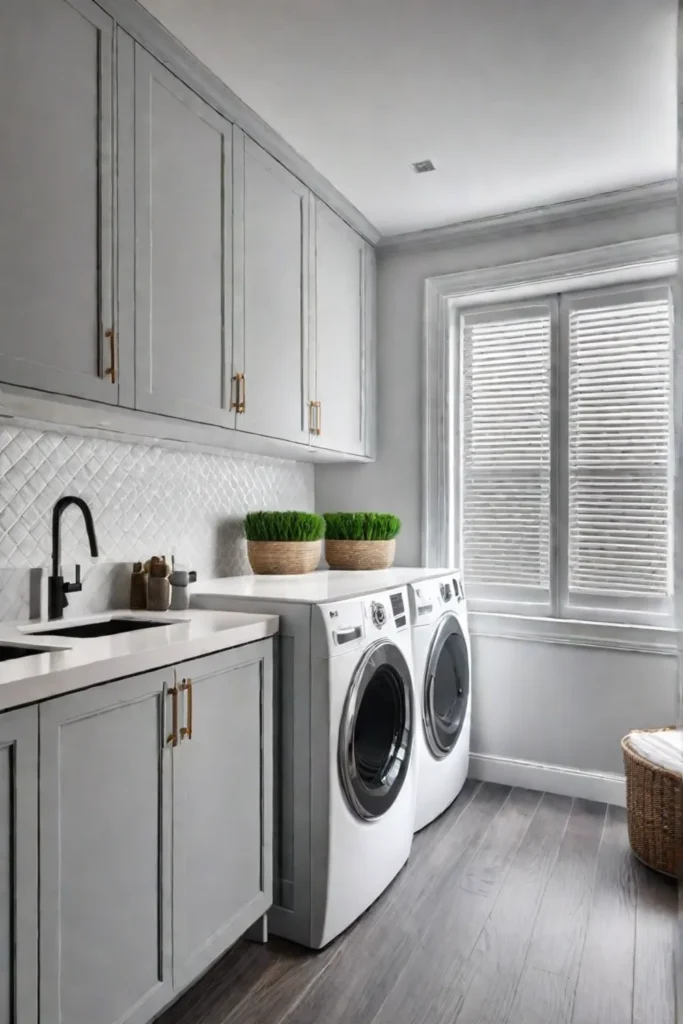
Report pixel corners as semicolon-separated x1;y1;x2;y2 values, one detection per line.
314;586;411;657
371;600;387;629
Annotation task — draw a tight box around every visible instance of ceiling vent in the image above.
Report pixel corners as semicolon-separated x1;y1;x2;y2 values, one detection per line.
411;159;435;174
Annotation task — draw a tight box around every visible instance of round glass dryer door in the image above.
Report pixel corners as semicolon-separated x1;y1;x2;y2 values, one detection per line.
423;613;470;759
338;640;413;821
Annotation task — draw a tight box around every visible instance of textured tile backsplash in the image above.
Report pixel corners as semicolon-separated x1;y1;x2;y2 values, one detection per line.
0;426;313;621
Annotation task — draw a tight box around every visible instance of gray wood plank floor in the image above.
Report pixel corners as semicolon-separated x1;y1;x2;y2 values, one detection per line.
156;782;677;1024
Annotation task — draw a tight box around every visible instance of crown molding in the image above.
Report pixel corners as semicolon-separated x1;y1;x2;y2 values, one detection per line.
379;180;677;256
103;0;380;245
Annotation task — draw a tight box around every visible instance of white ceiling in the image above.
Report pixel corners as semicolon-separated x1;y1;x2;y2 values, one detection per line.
140;0;678;237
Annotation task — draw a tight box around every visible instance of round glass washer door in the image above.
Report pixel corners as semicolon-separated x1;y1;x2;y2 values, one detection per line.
423;613;470;759
338;639;414;821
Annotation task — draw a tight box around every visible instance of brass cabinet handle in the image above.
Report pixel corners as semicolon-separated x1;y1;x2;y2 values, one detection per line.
230;373;245;414
104;327;117;384
179;679;193;740
309;400;321;435
240;374;246;414
230;373;241;411
316;400;322;436
167;686;179;746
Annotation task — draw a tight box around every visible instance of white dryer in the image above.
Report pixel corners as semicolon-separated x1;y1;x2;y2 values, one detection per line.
191;574;417;948
407;572;471;832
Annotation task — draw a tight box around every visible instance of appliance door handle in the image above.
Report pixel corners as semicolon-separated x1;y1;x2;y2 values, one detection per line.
334;625;363;645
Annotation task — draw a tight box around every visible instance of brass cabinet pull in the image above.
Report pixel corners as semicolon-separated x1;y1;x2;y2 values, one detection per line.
179;679;193;740
316;400;322;436
104;327;117;384
230;373;241;411
240;374;246;414
309;400;321;435
167;686;179;746
230;373;246;414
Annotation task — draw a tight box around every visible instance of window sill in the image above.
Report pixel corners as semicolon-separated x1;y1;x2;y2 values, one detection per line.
468;611;678;655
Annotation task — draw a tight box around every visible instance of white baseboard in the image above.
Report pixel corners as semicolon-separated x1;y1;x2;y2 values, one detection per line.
469;752;626;807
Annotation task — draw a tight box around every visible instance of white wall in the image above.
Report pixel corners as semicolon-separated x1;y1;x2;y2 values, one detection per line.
316;193;679;791
470;636;678;775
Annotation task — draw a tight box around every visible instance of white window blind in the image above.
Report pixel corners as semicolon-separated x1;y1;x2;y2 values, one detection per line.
461;304;552;599
566;285;673;604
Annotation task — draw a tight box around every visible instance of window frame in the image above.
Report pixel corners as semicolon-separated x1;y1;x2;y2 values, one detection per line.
422;235;678;643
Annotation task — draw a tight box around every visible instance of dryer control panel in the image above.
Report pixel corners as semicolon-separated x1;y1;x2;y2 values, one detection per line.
408;572;466;627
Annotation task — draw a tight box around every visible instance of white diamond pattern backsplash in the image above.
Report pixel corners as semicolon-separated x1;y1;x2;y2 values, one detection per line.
0;426;313;621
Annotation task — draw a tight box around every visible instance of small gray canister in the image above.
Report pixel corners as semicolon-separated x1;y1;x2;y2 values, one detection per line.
169;564;197;610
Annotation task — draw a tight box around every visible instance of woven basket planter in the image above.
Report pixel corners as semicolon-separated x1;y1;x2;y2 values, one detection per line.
247;540;321;575
325;538;396;571
621;726;682;878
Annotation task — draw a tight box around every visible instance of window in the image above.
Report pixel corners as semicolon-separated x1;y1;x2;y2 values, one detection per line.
458;282;673;625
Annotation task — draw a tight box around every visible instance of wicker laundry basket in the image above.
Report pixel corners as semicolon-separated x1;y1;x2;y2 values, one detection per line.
621;726;682;878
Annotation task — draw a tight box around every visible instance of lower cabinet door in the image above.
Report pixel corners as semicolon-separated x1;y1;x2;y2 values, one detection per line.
39;670;173;1024
0;706;38;1024
172;642;273;990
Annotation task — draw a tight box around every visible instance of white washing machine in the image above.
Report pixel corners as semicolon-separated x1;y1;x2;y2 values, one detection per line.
191;574;417;948
407;571;471;832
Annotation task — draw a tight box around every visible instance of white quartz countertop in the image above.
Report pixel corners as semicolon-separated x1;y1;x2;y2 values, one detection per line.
192;567;457;606
0;609;278;712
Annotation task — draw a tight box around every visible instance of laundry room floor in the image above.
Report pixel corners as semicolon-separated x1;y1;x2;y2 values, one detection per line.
156;781;677;1024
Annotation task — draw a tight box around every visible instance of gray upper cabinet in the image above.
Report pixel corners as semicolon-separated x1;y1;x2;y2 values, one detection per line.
1;1;378;460
233;134;311;445
39;669;173;1024
132;46;236;428
172;644;272;990
0;707;38;1024
0;0;119;405
312;200;368;457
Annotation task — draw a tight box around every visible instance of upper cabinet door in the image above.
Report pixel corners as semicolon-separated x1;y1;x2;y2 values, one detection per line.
133;47;236;428
313;201;367;456
233;134;311;444
0;0;119;404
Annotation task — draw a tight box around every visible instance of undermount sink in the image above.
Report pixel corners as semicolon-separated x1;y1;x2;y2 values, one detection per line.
26;618;171;640
0;643;62;662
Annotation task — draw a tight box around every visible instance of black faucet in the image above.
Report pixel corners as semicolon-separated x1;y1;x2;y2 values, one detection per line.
48;496;99;620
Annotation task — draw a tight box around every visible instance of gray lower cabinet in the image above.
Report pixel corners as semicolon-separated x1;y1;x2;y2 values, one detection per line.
0;707;38;1024
312;200;369;457
39;668;173;1024
131;45;236;429
37;640;272;1024
233;134;311;446
172;645;272;990
0;0;119;405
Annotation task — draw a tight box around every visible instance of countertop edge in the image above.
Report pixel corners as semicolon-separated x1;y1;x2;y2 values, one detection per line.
0;616;278;713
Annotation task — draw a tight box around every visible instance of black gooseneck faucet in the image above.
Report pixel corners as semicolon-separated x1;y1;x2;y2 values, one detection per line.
48;496;99;620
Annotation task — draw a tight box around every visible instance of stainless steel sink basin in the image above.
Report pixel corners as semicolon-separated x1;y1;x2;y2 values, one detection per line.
26;618;170;640
0;643;62;662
